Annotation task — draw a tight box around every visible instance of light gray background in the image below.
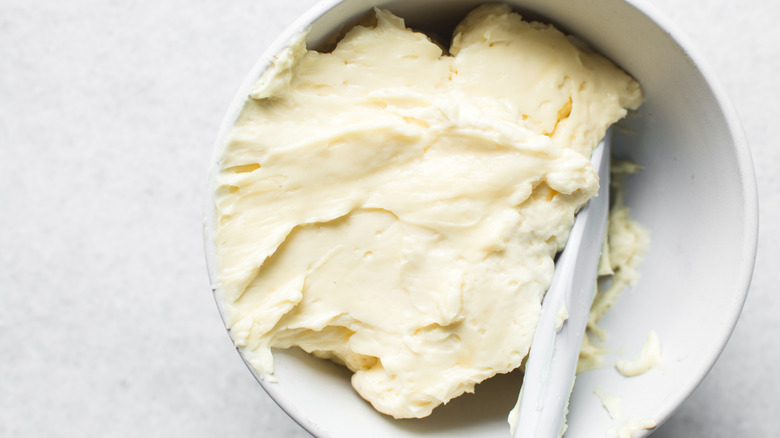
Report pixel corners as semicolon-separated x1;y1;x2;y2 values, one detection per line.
1;0;776;436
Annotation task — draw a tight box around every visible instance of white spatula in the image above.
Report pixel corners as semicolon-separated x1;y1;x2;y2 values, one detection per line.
512;130;611;437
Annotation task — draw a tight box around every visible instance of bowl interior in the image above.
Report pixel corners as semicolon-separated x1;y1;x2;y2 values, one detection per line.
205;0;757;436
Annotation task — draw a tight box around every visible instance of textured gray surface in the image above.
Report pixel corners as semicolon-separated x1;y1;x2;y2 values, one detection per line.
0;0;776;436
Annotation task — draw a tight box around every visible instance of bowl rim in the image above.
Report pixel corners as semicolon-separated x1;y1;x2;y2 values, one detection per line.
202;0;759;435
619;0;758;432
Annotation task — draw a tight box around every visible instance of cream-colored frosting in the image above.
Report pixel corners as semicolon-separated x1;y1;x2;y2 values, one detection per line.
595;385;625;420
615;331;663;377
556;302;570;331
578;160;651;373
213;4;642;419
595;385;656;438
589;161;651;339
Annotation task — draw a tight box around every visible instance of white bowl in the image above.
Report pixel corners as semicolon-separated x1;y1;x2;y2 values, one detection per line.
204;0;758;436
